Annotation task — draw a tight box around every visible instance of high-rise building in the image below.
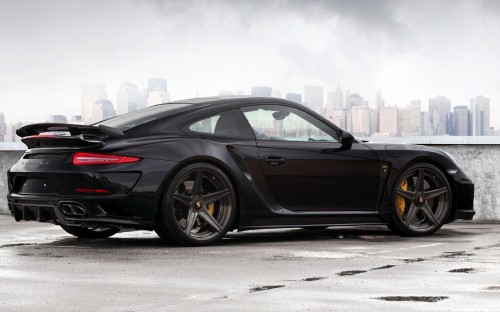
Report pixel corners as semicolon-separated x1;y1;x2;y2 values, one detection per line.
5;122;24;142
347;93;364;109
219;90;233;96
117;82;141;115
48;115;68;124
325;85;343;119
453;106;469;136
375;90;385;133
344;89;351;110
351;106;371;137
329;109;346;129
429;96;451;135
285;93;302;104
399;100;421;136
378;107;398;136
304;85;324;114
251;86;272;97
345;109;352;132
376;90;385;111
91;100;116;123
81;83;107;124
70;115;84;124
147;78;167;94
420;111;434;136
470;96;490;136
147;78;170;107
271;89;282;98
0;113;6;142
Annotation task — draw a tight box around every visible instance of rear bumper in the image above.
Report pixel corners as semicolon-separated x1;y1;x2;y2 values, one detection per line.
7;194;155;230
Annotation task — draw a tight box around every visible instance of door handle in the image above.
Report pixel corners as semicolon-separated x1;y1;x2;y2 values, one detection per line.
264;155;286;165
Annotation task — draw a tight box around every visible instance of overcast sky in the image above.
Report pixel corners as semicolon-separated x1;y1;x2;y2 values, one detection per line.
1;0;500;128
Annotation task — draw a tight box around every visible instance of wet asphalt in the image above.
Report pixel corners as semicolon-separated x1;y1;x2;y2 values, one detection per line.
0;215;499;311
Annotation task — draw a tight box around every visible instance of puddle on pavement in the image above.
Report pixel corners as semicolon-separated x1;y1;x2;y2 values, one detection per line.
249;285;285;293
403;258;426;263
448;268;475;273
337;270;367;276
302;276;327;282
375;296;449;302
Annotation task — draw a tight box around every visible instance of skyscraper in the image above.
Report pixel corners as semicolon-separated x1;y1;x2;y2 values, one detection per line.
378;107;398;136
147;78;170;107
346;93;364;109
48;115;68;124
325;85;344;120
81;83;107;124
399;100;421;136
285;93;302;103
453;106;469;136
117;82;141;115
304;85;324;114
91;100;116;123
251;86;272;97
470;96;490;136
376;90;385;111
351;106;371;137
428;96;451;135
0;113;6;142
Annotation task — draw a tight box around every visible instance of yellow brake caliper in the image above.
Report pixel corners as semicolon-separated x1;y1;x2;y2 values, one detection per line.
207;203;215;215
396;180;408;215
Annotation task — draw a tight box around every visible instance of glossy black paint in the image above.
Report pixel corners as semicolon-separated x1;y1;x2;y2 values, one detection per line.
7;96;474;232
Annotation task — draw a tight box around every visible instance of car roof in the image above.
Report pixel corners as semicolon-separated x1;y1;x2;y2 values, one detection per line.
169;96;297;108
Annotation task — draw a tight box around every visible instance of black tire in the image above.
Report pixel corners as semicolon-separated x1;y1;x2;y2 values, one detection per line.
60;225;120;239
388;163;452;236
155;163;236;246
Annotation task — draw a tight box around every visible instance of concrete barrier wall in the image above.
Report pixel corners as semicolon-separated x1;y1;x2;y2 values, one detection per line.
1;146;498;221
0;151;25;215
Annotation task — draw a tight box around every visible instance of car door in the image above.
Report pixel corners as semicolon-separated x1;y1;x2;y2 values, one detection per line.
240;104;381;212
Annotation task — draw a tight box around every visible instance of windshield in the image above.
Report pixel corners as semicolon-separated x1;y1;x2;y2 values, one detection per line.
95;104;193;130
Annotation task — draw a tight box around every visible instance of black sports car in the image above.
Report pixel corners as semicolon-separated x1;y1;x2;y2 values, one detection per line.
7;96;474;245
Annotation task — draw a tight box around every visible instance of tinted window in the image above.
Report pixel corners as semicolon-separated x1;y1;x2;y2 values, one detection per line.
188;109;248;137
241;105;338;142
96;104;193;130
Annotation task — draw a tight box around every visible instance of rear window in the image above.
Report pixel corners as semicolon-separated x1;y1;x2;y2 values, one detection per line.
95;104;193;130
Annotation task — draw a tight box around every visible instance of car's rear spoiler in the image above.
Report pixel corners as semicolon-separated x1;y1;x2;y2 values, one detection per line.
16;123;124;149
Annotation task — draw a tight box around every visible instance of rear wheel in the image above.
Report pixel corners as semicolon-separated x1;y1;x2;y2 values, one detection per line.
155;163;236;246
388;163;452;236
60;225;120;239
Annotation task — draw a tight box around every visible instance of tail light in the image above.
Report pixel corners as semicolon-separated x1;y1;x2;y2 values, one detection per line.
72;152;141;165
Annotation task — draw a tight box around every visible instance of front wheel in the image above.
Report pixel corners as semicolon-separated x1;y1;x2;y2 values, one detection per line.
155;163;236;246
60;225;120;239
388;163;452;236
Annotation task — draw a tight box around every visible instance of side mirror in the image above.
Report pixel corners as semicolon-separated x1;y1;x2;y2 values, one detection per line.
340;130;355;149
321;130;356;154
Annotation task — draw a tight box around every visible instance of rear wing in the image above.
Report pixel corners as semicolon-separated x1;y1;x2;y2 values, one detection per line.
16;123;124;149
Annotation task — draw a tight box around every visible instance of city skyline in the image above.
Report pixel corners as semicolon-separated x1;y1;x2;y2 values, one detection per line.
0;78;495;142
2;1;500;128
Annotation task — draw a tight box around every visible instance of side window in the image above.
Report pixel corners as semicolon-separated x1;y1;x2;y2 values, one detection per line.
188;109;248;138
189;115;220;134
241;105;338;142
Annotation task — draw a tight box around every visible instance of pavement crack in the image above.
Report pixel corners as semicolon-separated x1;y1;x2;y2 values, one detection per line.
249;285;285;293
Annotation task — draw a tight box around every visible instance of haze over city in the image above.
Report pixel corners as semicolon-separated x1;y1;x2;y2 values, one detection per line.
1;0;500;128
